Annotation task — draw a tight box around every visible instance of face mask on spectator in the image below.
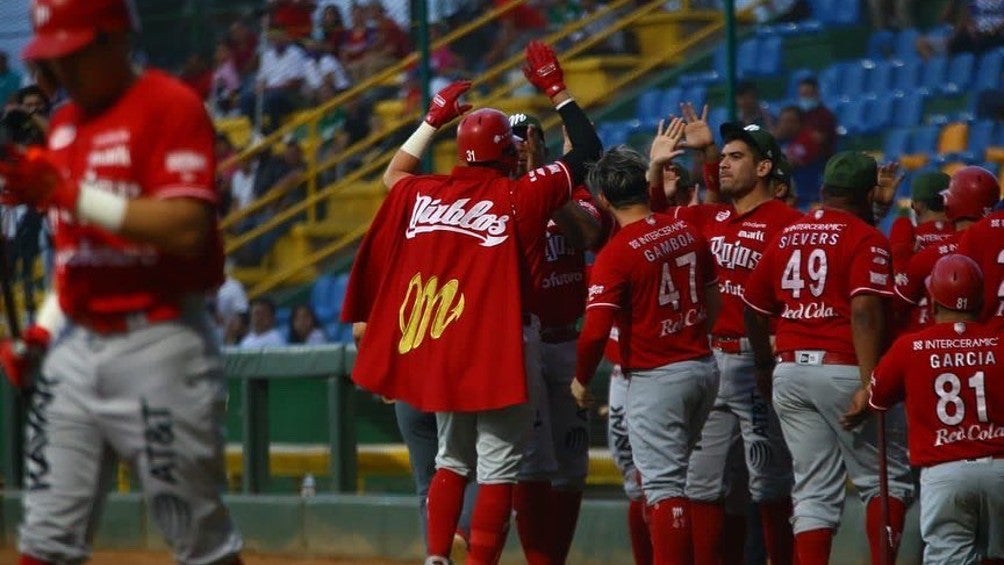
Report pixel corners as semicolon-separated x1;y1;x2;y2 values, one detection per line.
797;97;819;112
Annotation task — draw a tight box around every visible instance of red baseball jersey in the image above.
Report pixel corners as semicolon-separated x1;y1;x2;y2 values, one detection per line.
587;214;716;371
889;217;953;273
692;200;802;338
532;186;603;328
870;321;1004;466
894;233;960;330
958;211;1004;333
342;161;572;412
46;70;224;322
743;208;894;362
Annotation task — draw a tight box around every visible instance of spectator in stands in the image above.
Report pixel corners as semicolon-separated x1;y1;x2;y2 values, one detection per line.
230;154;261;214
372;2;412;61
304;39;352;103
224;311;250;346
269;0;318;41
735;80;774;128
288;304;328;344
0;52;22;106
944;0;1004;54
240;298;287;348
773;105;824;204
318;4;347;50
227;19;259;79
868;0;915;30
212;42;242;116
331;95;380;178
241;27;309;132
484;0;546;68
180;52;213;100
575;0;631;55
216;134;239;214
215;260;250;343
795;75;837;160
341;4;376;82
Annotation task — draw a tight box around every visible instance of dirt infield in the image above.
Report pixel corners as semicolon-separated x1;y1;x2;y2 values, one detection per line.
0;549;411;564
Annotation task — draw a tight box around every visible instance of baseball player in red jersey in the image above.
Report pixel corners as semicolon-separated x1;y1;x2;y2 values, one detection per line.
958;205;1004;334
649;111;800;565
895;166;1000;333
506;113;603;565
0;1;243;564
887;171;953;271
871;254;1004;564
341;41;601;565
572;146;722;565
744;151;914;565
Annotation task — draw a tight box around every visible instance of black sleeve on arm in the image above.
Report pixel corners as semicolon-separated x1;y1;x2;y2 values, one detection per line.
557;100;603;186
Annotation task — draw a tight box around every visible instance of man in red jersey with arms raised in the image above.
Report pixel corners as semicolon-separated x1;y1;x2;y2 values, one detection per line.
0;1;243;564
871;254;1004;564
342;41;601;565
744;152;914;565
572;145;721;565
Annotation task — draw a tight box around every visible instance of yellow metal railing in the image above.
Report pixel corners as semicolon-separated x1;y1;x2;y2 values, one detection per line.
240;3;735;297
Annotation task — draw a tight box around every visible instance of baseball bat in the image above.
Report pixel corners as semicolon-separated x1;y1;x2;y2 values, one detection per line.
876;410;892;565
0;234;20;339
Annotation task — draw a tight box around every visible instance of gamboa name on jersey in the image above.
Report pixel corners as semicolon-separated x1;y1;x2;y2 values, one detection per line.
628;220;696;262
406;194;511;247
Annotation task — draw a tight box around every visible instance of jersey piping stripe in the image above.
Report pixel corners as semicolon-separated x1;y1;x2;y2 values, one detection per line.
892;285;919;305
155;186;217;202
741;296;775;316
867;399;890;412
555;159;573;195
586;302;620;310
851;287;896;298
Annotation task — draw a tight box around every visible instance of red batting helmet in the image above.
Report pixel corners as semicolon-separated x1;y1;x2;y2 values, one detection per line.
943;166;1001;222
22;0;139;61
925;254;983;312
456;108;517;169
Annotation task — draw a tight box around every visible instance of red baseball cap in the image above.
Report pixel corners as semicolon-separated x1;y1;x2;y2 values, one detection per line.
22;0;139;61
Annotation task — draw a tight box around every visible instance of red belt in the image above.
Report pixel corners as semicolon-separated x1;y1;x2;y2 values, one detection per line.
76;303;181;335
776;351;858;366
710;335;749;354
540;324;579;344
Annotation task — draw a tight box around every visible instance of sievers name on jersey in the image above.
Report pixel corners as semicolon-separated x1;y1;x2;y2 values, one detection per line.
406;194;510;247
776;223;845;248
628;220;696;262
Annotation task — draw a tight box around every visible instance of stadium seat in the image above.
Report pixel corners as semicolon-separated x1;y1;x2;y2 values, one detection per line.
894;28;921;60
276;307;291;331
708;107;730;145
838;99;869;135
882;128;911;160
337;323;355;344
324;322;342;343
818;64;843;100
737;38;759;77
919;56;948;93
636;89;663;126
598;121;633;148
755;35;783;76
824;0;859;24
966;120;996;160
974;48;1004;92
941;52;975;94
867;30;896;59
865;95;896;133
864;60;894;96
912;125;941;154
678;70;720;87
310;273;338;324
892;91;925;128
892;59;922;93
659;87;685;119
682;85;707;110
938;122;969;155
839;62;866;100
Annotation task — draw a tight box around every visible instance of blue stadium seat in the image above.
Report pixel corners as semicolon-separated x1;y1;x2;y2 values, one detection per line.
892;91;925;127
324;322;342;343
682;85;707;110
332;274;350;317
678;70;720;88
337;323;355;344
275;306;291;330
941;52;975;94
894;28;921;60
865;95;896;133
659;87;685;119
883;128;911;159
636;89;663;126
824;0;859;25
864;60;894;96
892;59;922;93
867;30;896;59
598;121;632;148
310;273;338;324
839;62;866;100
911;125;940;154
838;99;868;135
737;38;759;77
975;48;1004;92
966;120;996;160
755;35;783;76
919;56;948;93
708;107;730;145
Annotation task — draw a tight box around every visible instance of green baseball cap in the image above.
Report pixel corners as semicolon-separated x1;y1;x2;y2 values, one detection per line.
823;151;877;192
720;122;782;171
508;112;545;142
911;171;950;201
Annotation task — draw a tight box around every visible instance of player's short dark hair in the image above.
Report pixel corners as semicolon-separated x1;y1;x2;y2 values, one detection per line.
586;146;649;208
821;183;868;202
918;196;945;212
736;80;758;96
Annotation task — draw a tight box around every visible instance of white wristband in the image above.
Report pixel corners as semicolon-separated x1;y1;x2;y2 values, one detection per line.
77;185;128;231
555;98;575;110
36;292;66;336
400;121;437;158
